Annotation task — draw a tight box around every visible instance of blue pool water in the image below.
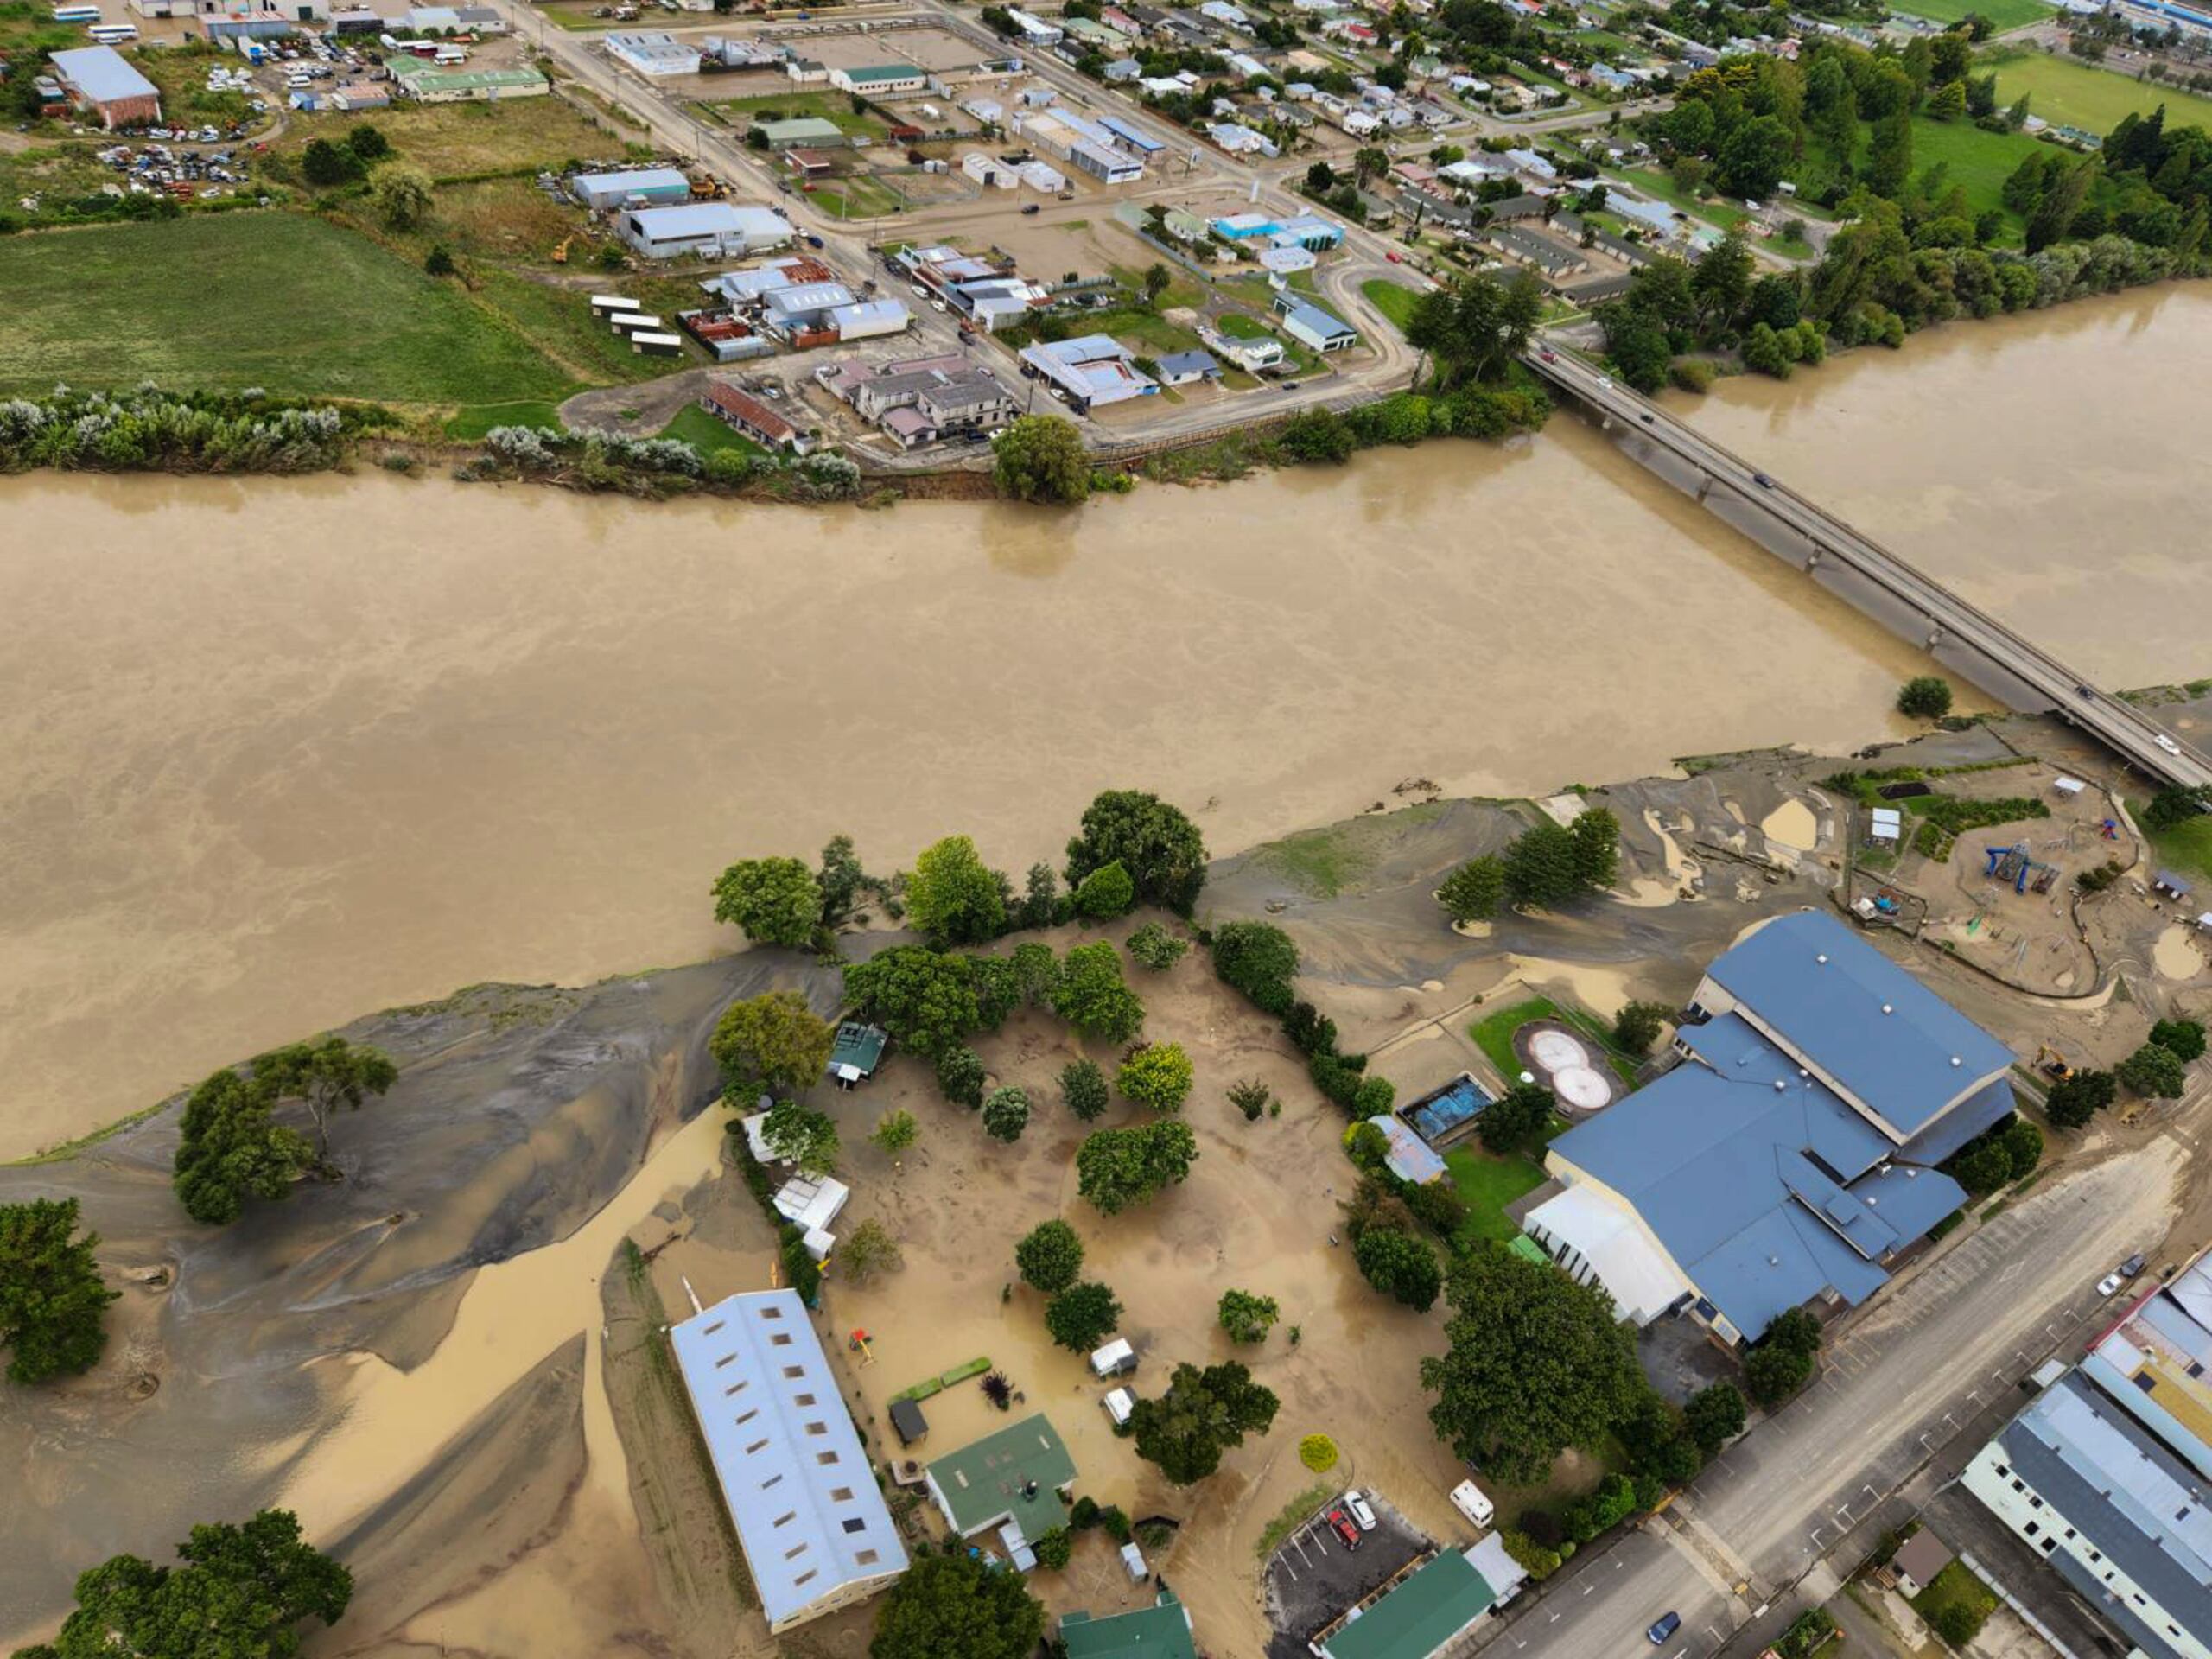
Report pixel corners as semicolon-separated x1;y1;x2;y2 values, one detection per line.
1403;1074;1494;1143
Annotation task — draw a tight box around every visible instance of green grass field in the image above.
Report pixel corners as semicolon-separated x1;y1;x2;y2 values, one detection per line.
1983;48;2212;135
0;213;574;404
704;89;886;141
1893;0;2050;29
1469;995;1640;1087
1909;115;2047;238
809;174;906;220
658;404;768;458
1445;1147;1548;1241
2148;812;2212;887
1361;278;1424;333
444;399;565;438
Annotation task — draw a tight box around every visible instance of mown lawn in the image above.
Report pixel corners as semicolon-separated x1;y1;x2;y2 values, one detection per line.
704;88;887;141
1469;995;1640;1087
1909;115;2046;238
1445;1147;1548;1241
1891;0;2050;29
1984;48;2212;135
658;403;768;457
1361;277;1424;333
0;213;575;404
2148;811;2212;887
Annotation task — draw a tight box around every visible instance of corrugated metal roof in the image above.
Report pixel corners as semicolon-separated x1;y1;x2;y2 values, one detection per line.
671;1291;907;1628
1061;1594;1198;1659
51;45;157;105
575;166;690;197
1319;1551;1496;1659
1704;912;2014;1135
926;1413;1075;1538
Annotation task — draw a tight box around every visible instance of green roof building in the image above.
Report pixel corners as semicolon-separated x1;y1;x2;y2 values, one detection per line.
388;56;549;102
829;1020;888;1085
1319;1551;1500;1659
925;1413;1076;1544
1061;1592;1198;1659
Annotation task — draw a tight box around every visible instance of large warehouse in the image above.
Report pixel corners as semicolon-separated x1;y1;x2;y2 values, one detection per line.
49;46;162;130
670;1290;908;1631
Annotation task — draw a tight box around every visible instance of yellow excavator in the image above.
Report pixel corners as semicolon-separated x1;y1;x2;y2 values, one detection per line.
550;235;574;264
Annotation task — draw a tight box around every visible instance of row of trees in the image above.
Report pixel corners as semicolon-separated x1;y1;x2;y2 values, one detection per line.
0;385;357;475
2044;1019;2203;1128
1437;807;1622;923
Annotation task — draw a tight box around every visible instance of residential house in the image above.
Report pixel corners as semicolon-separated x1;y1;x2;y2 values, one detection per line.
669;1291;908;1631
1060;1592;1199;1659
925;1414;1077;1562
1019;334;1158;410
701;380;813;454
1526;910;2016;1345
1154;348;1222;385
835;355;1014;446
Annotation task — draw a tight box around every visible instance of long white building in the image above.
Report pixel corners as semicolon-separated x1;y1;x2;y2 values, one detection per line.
670;1290;908;1631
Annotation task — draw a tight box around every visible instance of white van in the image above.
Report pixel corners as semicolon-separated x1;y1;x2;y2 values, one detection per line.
1101;1386;1134;1427
1089;1338;1135;1377
1450;1478;1494;1529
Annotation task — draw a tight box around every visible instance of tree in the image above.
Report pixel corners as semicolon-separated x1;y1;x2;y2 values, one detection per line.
710;990;833;1100
1142;263;1173;307
2025;156;2091;252
1692;226;1756;334
1421;1243;1645;1486
1061;1057;1110;1122
300;137;362;186
1015;1218;1085;1293
1403;266;1543;391
2120;1040;2188;1098
1130;1359;1280;1484
1011;940;1060;1005
424;243;456;277
1895;677;1954;719
1684;1382;1746;1453
935;1045;988;1109
1596;300;1675;394
761;1099;840;1175
1064;790;1209;913
2044;1068;2116;1129
1478;1081;1554;1154
836;1217;903;1285
0;1198;119;1385
871;1109;918;1160
1029;1525;1073;1571
982;1085;1031;1142
1076;1119;1199;1213
906;835;1007;945
1073;860;1136;919
1278;409;1356;465
250;1036;398;1163
21;1509;352;1659
1568;807;1619;892
1613;1001;1669;1056
1438;855;1504;923
1354;1228;1442;1312
1052;941;1146;1043
1218;1287;1281;1344
1230;1078;1273;1122
1126;923;1188;970
371;163;433;229
1502;820;1586;909
173;1067;315;1227
1300;1432;1339;1471
2151;1018;2207;1062
1925;77;1967;121
842;946;980;1058
1866;108;1915;199
1211;920;1300;1014
1044;1281;1122;1351
346;122;390;161
869;1550;1044;1659
1745;1339;1815;1406
1117;1042;1194;1112
1713;113;1792;199
992;414;1090;504
711;856;823;948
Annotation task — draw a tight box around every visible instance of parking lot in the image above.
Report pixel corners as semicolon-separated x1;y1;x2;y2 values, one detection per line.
1262;1490;1432;1659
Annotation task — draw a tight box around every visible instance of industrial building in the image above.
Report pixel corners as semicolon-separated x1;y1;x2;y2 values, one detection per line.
756;115;846;148
604;29;700;76
385;55;547;101
1962;1253;2212;1659
1011;106;1144;183
1272;295;1357;353
669;1291;907;1631
829;62;925;95
1526;910;2015;1345
619;201;791;260
48;45;161;129
570;166;692;210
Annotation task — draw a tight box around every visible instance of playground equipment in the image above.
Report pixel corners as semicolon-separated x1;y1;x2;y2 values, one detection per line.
848;1329;875;1365
1985;843;2031;889
2101;818;2121;841
2026;861;2059;894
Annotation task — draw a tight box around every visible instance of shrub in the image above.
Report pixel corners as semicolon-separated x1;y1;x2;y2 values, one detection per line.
1211;921;1300;1014
1403;1179;1468;1237
1126;922;1188;970
1073;860;1136;918
1229;1078;1273;1122
1117;1042;1195;1112
2120;1039;2188;1098
1061;1058;1110;1122
1684;1382;1746;1453
1030;1526;1073;1570
2045;1067;2116;1128
1217;1287;1281;1344
1299;1433;1338;1472
1613;1001;1669;1055
1353;1228;1441;1312
1345;1121;1391;1173
936;1046;987;1109
1052;941;1146;1044
982;1086;1031;1142
1896;676;1955;719
1282;1001;1337;1057
1351;1076;1395;1117
2151;1018;2207;1062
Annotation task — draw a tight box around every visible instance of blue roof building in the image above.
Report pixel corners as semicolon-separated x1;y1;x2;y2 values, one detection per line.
1527;912;2014;1344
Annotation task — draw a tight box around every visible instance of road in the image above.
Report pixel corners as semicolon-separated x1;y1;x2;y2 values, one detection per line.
1493;1135;2188;1659
1525;347;2212;791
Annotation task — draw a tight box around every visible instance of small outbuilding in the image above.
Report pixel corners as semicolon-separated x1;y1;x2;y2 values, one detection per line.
830;1021;889;1087
2154;870;2195;901
1890;1529;1955;1598
888;1396;930;1446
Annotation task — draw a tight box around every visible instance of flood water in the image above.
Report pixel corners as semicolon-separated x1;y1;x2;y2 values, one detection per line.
3;287;2202;1159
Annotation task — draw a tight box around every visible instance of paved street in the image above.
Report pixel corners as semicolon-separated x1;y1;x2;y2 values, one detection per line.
1486;1133;2189;1659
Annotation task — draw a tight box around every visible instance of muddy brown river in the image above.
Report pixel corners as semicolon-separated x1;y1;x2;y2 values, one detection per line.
3;286;2205;1160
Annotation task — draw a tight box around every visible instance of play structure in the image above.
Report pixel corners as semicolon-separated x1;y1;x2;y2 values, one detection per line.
1983;843;2059;895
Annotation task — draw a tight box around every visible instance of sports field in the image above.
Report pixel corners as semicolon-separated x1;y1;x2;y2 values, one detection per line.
1892;0;2050;31
1984;48;2212;135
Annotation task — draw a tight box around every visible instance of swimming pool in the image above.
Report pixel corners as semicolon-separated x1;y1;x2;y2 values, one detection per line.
1402;1073;1494;1144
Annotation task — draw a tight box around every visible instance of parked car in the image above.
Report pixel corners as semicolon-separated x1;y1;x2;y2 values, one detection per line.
1021;202;1040;214
1647;1611;1681;1645
2121;1252;2147;1278
1449;1478;1494;1529
1326;1509;1362;1551
2098;1269;2126;1298
804;233;824;249
1344;1490;1376;1531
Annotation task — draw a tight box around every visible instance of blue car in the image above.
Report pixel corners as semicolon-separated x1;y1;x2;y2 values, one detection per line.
1647;1611;1681;1645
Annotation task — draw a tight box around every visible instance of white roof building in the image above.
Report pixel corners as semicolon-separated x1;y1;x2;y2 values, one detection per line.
773;1173;850;1234
670;1291;908;1630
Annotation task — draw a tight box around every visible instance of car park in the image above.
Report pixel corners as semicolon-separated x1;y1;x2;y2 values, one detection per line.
1325;1508;1362;1551
1343;1490;1376;1531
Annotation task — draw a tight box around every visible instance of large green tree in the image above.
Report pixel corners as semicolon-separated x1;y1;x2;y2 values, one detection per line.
710;990;833;1100
1044;1281;1122;1351
711;857;823;949
1128;1360;1281;1484
992;414;1090;505
1064;790;1209;913
1403;265;1544;390
19;1509;352;1659
1052;941;1146;1044
1354;1228;1442;1312
841;946;980;1058
760;1099;840;1176
249;1036;398;1163
2120;1040;2188;1099
1477;1081;1554;1154
0;1198;119;1385
1502;820;1586;909
172;1068;315;1227
981;1085;1031;1143
1076;1120;1198;1213
1568;807;1620;892
1210;920;1300;1014
2044;1068;2116;1130
1438;855;1504;924
869;1550;1045;1659
1116;1042;1194;1112
1421;1242;1644;1486
1684;1382;1746;1453
1014;1218;1084;1293
905;836;1007;945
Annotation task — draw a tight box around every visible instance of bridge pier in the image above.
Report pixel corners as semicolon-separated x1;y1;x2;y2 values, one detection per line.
1694;471;1714;505
1806;545;1823;571
1927;624;1944;650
